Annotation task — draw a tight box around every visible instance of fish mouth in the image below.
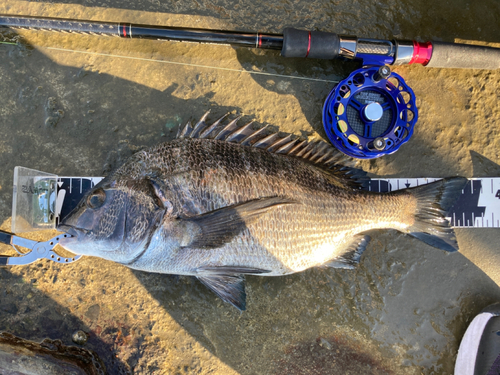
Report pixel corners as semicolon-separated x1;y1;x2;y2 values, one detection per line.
57;224;90;238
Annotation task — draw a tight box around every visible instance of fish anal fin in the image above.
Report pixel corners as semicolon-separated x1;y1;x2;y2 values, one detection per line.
322;234;371;269
185;197;296;249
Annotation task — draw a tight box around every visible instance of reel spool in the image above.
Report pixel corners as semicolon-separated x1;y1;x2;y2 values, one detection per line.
323;65;418;159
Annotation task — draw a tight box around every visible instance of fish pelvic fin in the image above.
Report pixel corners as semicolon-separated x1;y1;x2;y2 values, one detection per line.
405;177;468;252
322;234;371;269
198;274;247;310
197;266;271;310
176;112;369;189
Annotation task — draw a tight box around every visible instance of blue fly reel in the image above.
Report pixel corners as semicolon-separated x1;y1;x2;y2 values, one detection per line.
323;65;418;159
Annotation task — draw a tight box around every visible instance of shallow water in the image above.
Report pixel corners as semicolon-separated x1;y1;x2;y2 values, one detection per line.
0;0;500;373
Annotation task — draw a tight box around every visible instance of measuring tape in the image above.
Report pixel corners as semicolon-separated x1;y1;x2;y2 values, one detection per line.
54;177;500;229
369;178;500;228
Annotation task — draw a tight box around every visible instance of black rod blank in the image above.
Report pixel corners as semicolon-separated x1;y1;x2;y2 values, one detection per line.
0;14;284;50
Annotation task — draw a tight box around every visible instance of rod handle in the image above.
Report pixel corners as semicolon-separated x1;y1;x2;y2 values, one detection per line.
427;41;500;69
281;28;340;59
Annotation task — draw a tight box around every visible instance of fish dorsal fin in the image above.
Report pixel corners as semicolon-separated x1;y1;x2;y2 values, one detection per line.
176;112;368;188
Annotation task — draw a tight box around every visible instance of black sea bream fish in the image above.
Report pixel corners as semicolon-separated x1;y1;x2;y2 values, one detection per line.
58;113;467;310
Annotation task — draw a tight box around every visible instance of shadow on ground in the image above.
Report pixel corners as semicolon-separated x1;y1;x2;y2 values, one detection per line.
0;266;131;373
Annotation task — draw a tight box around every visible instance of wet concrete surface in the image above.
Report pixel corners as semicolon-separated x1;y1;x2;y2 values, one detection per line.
0;0;500;374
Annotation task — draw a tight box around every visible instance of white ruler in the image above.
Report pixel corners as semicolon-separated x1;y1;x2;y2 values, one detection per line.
369;178;500;228
55;177;500;229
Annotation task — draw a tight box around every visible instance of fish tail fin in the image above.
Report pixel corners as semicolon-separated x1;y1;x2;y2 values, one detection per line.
405;177;467;252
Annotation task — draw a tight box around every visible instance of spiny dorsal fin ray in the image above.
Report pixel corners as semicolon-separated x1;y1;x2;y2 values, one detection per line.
308;142;330;162
296;141;317;158
177;120;192;139
214;116;242;141
287;140;308;156
269;134;294;153
315;148;335;164
200;114;228;139
176;112;367;188
275;138;298;154
253;133;280;149
241;125;269;146
226;121;255;143
190;111;211;138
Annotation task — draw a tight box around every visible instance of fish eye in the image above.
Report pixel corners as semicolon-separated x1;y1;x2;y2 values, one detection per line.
86;188;106;209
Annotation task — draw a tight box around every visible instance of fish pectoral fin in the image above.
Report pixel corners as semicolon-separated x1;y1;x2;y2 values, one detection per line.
197;267;271;310
184;197;296;249
322;234;371;269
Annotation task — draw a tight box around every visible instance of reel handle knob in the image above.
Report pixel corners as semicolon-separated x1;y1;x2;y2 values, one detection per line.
372;65;391;82
367;137;386;151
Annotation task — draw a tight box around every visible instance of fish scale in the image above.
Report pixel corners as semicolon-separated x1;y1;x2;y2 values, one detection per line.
58;113;467;310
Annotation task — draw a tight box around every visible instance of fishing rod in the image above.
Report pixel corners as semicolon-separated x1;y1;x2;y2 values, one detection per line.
1;14;500;158
1;14;499;69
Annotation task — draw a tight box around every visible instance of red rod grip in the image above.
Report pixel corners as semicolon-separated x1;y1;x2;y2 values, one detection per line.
409;41;433;65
